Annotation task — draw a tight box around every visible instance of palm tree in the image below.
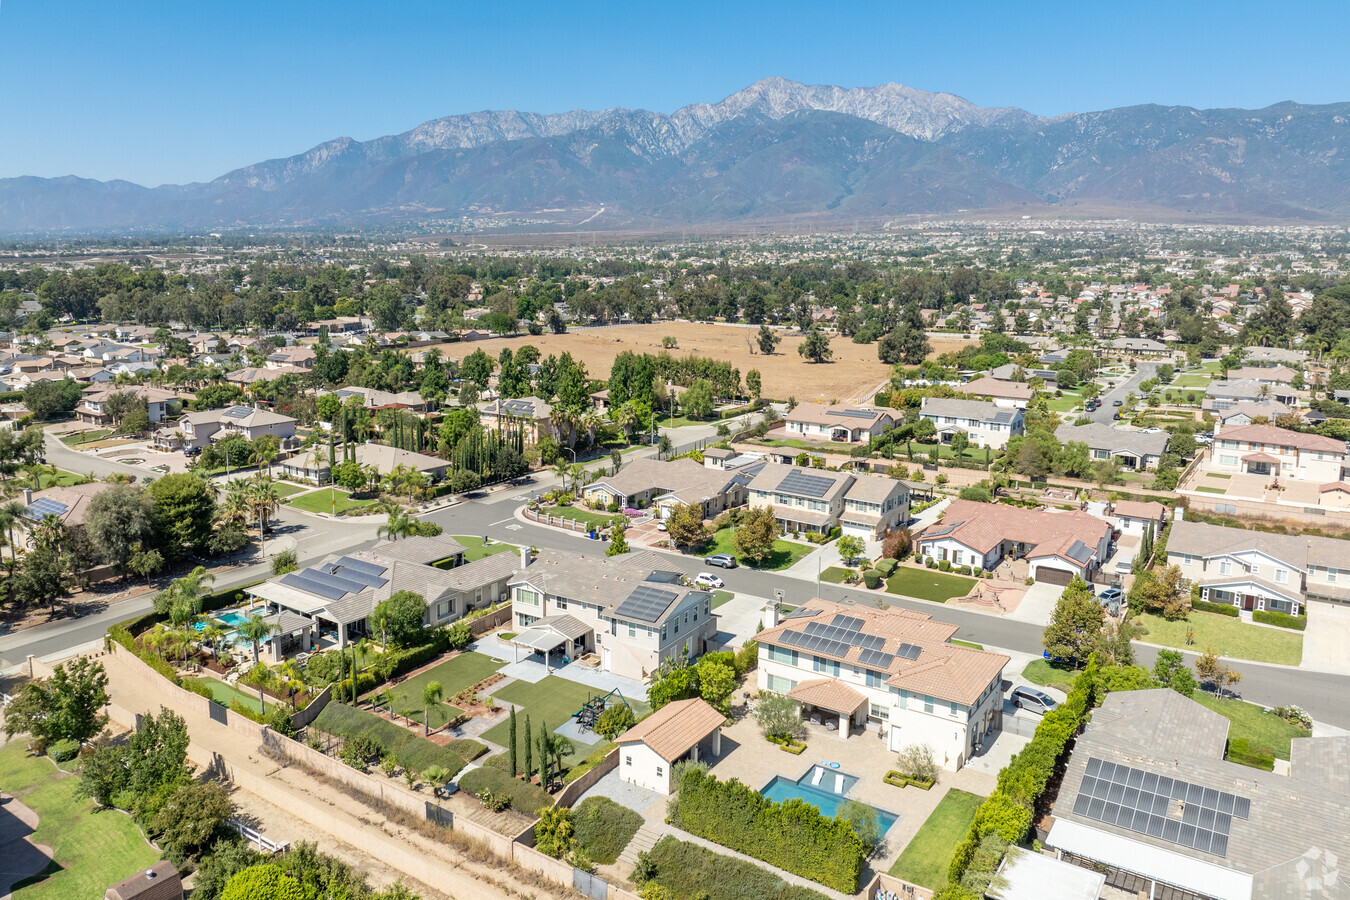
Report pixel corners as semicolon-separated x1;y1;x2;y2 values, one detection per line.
219;483;250;528
0;500;27;561
610;401;638;441
422;681;443;735
377;506;415;541
237;613;275;664
553;461;570;493
199;621;227;660
244;478;281;544
251;438;281;476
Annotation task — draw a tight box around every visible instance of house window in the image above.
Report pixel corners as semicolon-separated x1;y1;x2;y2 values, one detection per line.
869;702;889;721
629;622;636;638
949;701;958;716
656;766;663;778
766;673;797;694
516;588;541;606
1219;560;1232;576
1330;568;1340;584
1275;569;1288;584
865;670;886;688
436;601;451;619
661;624;668;640
1250;564;1260;575
814;656;840;677
923;695;934;714
556;597;567;610
767;645;798;666
625;756;632;766
953;551;963;566
1183;554;1194;565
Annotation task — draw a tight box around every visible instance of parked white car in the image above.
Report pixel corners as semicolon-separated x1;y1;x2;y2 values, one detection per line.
693;572;725;589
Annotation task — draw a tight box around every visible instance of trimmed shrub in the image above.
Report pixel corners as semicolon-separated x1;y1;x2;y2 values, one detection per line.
230;698;263;723
458;765;551;814
875;558;899;577
956;565;972;575
1253;609;1306;630
673;768;865;892
563;744;615;785
181;678;215;700
313;702;484;777
644;836;832;900
938;559;952;572
862;569;881;589
48;738;80;762
1191;599;1239;618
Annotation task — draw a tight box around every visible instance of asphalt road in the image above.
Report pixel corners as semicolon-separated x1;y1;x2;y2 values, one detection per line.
1088;362;1157;424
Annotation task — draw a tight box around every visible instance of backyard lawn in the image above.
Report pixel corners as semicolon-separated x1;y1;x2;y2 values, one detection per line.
1190;693;1310;762
885;567;977;603
287;487;377;515
1044;391;1082;413
889;789;985;890
365;652;503;729
701;528;813;571
481;676;650;768
194;676;262;713
1195;486;1228;495
1172;375;1211;388
0;741;161;900
539;505;622;530
1139;611;1302;666
33;470;90;489
449;535;517;563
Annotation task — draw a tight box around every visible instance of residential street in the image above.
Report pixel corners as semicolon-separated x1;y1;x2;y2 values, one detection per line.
1088;361;1157;423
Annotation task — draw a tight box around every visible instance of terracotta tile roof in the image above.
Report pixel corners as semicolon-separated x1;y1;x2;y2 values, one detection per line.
954;376;1034;401
757;598;1007;706
616;698;724;761
785;403;894;428
1241;452;1280;464
1319;482;1350;494
1111;500;1167;521
917;499;1109;559
1217;423;1344;454
787;678;867;713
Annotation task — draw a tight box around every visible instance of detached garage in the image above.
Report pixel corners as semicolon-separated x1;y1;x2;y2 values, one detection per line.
616;698;724;795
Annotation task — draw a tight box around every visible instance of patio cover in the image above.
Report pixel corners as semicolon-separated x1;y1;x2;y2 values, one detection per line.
1047;819;1253;900
1241;452;1280;464
788;678;867;715
513;626;568;653
247;580;327;615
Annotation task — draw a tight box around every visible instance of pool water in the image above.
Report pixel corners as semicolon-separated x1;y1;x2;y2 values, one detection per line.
760;766;897;832
217;611;250;628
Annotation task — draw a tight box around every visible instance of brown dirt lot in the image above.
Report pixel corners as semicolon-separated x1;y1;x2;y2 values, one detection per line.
444;323;974;403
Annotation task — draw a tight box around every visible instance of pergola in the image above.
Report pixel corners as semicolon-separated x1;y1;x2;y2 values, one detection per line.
788;678;868;740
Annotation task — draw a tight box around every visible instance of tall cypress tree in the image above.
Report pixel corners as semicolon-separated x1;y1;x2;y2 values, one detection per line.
537;719;549;786
508;707;518;776
523;716;532;780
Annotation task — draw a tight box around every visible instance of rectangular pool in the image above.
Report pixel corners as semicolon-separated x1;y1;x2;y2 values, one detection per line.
216;611;251;628
760;766;897;832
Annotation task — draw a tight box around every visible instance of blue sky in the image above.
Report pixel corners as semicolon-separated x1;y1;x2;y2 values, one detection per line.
4;0;1349;185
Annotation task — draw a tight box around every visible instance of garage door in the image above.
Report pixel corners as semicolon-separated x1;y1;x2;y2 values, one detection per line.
1034;567;1074;586
842;523;872;540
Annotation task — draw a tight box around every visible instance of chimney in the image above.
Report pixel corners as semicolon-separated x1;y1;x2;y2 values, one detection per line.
520;546;531;569
22;487;31;505
766;597;781;628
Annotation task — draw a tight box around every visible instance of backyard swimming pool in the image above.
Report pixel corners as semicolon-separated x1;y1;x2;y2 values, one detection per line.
216;610;251;628
760;766;897;832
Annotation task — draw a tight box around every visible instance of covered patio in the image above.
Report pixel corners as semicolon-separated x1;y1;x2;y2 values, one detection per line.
510;614;591;670
787;677;868;740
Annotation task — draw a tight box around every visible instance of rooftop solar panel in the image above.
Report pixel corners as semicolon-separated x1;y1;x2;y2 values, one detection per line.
830;614;864;630
280;570;347;601
784;607;819;619
222;406;252;418
896;643;922;660
25;498;70;519
857;648;895;669
334;556;389;577
778;469;836;498
825;408;876;419
613;584;678;623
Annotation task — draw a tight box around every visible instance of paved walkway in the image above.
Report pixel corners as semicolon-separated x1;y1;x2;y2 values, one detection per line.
470;641;650;701
573;769;663;816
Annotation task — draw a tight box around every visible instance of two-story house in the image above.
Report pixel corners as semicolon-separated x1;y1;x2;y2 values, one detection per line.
153;405;297;451
1167;519;1350;614
77;385;181;426
952;376;1034;409
919;397;1025;449
916;499;1112;584
265;346;316;369
755;598;1008;770
1208;423;1347;481
746;463;910;540
479;396;557;445
507;550;718;681
783;404;896;443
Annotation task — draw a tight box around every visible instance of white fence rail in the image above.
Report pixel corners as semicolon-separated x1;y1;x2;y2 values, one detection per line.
226;817;289;855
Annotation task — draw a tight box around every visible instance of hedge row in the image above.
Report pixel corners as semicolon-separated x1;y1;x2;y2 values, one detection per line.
674;769;865;893
946;660;1101;890
1191;599;1239;617
1253;609;1307;630
109;625;181;684
312;702;484;777
643;835;832;900
457;765;551;814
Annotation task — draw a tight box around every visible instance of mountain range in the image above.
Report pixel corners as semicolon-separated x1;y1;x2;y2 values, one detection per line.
5;76;1350;233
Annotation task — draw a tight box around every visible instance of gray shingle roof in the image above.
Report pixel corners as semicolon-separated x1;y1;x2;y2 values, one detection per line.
1055;422;1170;458
1167;519;1349;572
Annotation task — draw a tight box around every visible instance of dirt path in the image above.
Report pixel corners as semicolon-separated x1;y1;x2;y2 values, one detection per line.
99;652;571;900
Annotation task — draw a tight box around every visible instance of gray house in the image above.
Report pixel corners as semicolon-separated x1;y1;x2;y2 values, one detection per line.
919;397;1024;449
1055;422;1170;471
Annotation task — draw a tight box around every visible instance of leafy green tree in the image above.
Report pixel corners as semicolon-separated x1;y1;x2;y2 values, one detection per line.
949;431;970;460
4;656;109;745
1153;649;1198;698
370;590;428;648
664;502;707;550
191;838;264;900
22;378;82;419
753;691;802;739
14;539;74;617
756;324;780;355
1041;576;1105;667
648;658;698;709
147;473;217;561
682;378;715;419
798;327;833;363
836;535;864;566
732;505;777;565
221;864;305;900
594;704;636;739
151;780;233;863
85;483;154;578
746;369;762;402
607;522;630;557
695;655;736;715
836;799;881;849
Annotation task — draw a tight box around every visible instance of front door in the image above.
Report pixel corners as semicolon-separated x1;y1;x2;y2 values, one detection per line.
1244;594;1256;611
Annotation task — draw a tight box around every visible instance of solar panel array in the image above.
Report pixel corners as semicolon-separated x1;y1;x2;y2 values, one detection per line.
614;584;678;623
1073;758;1249;859
222;406;252;418
501;399;537;416
280;559;390;602
281;570;347;600
25;498;69;519
778;469;836;498
784;607;819;619
857;648;895;669
830;614;864;630
825;409;877;420
802;619;886;651
1066;540;1094;564
896;643;922;660
777;629;850;658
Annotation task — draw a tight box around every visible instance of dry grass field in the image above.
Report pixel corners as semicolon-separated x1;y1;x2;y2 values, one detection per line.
449;323;973;403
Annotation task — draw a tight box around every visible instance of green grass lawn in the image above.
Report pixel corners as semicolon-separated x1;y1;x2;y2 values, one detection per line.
195;676;263;713
367;653;503;729
59;429;112;446
481;676;650;768
1195;486;1228;494
889;789;985;890
1022;659;1081;691
1190;693;1310;761
1044;391;1082;413
711;590;734;609
270;481;309;498
885;567;977;603
287;487;377;514
1172;375;1211;388
951;640;984;650
820;566;852;584
701;528;813;571
1139;611;1302;665
542;505;623;530
0;741;161;900
450;535;517;563
32;470;90;489
1205;473;1232;480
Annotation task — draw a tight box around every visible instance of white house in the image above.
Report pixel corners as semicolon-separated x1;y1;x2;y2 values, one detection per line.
756;598;1008;770
783;404;896;443
1109;500;1167;537
919;397;1024;450
1209;423;1348;482
616;698;725;794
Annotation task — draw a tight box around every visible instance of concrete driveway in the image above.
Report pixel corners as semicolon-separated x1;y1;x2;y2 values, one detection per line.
1304;603;1350;675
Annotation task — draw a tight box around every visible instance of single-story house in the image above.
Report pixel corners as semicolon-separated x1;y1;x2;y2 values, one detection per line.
616;698;725;794
1054;423;1170;471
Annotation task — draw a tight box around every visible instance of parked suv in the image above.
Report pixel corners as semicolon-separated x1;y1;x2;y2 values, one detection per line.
1010;686;1059;715
705;554;738;569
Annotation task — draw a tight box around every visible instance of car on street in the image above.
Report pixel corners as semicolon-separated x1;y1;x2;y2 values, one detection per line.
1010;686;1059;715
693;572;725;589
705;554;738;569
656;520;667;532
1112;399;1123;407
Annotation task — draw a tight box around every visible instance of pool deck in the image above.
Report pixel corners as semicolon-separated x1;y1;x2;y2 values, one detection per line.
708;712;998;874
